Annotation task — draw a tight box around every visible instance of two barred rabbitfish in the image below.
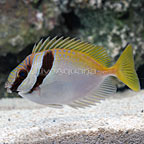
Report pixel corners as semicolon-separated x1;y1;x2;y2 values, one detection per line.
5;36;140;108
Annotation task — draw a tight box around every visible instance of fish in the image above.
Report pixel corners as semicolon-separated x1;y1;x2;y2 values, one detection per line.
5;36;140;108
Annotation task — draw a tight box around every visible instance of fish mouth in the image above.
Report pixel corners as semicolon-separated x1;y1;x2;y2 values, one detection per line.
4;81;9;88
5;87;18;94
5;82;12;93
5;81;19;93
6;88;12;93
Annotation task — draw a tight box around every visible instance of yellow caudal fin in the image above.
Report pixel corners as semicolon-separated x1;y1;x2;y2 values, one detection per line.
113;44;140;91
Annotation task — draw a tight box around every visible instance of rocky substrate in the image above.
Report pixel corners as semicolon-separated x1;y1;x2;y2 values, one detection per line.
1;0;144;98
1;90;144;143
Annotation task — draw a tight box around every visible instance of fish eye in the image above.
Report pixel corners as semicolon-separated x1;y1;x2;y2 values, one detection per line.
18;70;27;79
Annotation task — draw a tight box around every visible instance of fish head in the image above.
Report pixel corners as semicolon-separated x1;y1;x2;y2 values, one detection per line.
5;53;36;94
5;50;53;95
5;67;27;93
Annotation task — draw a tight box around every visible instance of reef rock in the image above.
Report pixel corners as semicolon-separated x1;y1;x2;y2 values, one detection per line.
1;0;144;98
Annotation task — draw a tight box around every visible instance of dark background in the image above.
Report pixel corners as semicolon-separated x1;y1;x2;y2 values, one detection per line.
0;0;144;98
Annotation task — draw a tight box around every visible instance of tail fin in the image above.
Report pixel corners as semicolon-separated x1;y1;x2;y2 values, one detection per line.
112;44;140;91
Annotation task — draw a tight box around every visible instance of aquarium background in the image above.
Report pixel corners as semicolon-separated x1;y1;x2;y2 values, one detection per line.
0;0;144;98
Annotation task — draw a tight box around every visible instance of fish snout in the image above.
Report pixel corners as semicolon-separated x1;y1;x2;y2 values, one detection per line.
5;81;12;93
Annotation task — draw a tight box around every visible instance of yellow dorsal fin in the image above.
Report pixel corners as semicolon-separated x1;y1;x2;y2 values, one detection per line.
32;36;111;67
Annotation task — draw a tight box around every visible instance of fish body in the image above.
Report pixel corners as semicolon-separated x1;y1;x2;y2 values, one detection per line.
5;37;140;108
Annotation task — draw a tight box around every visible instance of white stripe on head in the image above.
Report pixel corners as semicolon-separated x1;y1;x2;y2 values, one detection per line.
17;52;45;93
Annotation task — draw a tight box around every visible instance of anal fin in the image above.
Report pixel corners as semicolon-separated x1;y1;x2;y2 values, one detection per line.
68;76;117;108
47;104;63;109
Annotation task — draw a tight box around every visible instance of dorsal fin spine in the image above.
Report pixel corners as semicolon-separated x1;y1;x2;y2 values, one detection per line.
89;47;102;56
64;39;81;49
73;42;88;51
32;43;37;53
59;38;76;48
72;41;85;50
35;39;43;53
92;48;103;55
84;46;95;53
44;36;57;50
77;43;91;52
38;37;50;52
49;36;64;49
81;45;94;53
55;37;70;48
